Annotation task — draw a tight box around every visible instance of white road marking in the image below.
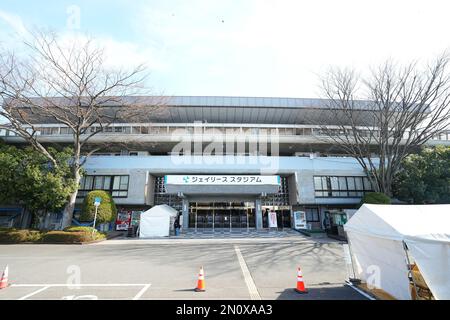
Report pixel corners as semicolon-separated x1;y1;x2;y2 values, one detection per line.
345;280;376;300
234;245;261;300
133;284;151;300
11;283;152;300
62;295;99;300
11;283;150;287
18;286;50;300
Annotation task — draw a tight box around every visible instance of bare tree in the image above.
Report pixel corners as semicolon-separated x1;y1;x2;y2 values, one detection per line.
316;55;450;196
0;30;165;228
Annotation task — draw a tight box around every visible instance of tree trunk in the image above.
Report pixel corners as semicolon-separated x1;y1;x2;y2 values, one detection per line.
60;168;81;229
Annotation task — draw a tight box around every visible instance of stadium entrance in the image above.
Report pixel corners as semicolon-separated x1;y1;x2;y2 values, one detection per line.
188;202;256;230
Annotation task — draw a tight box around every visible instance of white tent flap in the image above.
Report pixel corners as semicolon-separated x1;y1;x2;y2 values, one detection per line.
347;231;411;300
344;204;450;300
404;234;450;300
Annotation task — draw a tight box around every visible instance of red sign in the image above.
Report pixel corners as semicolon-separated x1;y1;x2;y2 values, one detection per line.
115;211;131;231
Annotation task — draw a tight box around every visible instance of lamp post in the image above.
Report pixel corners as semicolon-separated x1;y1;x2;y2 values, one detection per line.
92;197;101;237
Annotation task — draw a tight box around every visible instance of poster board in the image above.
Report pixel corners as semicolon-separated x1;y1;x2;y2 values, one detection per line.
268;210;278;228
293;211;307;229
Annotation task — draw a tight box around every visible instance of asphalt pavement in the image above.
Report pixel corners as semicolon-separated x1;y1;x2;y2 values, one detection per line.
0;235;367;300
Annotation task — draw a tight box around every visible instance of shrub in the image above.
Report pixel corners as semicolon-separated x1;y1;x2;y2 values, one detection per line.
63;226;96;233
0;229;43;243
80;190;117;224
42;231;89;243
27;230;44;242
41;230;105;243
0;228;105;244
361;192;391;205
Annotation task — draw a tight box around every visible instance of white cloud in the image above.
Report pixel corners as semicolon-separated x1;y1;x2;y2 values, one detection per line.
0;9;28;37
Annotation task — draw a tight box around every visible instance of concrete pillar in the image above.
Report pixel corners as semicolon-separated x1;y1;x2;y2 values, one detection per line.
255;198;263;230
182;198;189;228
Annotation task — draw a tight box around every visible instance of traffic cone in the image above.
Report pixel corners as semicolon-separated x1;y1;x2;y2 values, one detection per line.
0;265;8;289
194;266;206;292
294;267;308;294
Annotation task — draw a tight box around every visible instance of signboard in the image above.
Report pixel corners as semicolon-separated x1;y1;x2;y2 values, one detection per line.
115;211;131;231
94;197;102;207
165;175;280;186
293;211;307;229
268;210;278;228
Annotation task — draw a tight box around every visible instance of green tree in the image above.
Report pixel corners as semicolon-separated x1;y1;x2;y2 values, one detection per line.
0;143;77;227
80;190;117;224
361;192;392;205
393;146;450;204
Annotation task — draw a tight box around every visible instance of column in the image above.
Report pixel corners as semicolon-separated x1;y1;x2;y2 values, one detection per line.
255;198;263;230
182;198;189;228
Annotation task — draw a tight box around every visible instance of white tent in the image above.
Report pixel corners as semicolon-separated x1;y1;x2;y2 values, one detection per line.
344;204;450;300
139;204;179;238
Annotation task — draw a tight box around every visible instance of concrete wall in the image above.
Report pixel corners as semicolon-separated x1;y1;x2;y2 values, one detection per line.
80;155;372;206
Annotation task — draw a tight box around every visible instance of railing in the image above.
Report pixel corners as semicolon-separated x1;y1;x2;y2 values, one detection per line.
1;124;449;141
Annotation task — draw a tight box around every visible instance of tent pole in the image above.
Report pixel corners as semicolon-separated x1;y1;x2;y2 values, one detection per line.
347;238;358;282
403;240;419;300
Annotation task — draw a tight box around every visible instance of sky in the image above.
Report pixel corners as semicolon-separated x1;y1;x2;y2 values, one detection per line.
1;0;450;98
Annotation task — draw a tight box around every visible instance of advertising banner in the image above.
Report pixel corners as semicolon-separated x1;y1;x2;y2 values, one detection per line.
268;210;278;228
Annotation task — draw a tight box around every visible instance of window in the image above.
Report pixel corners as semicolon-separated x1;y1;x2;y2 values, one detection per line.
313;176;373;198
112;176;129;197
78;175;129;198
40;127;59;135
60;127;71;135
132;126;141;134
90;127;103;133
305;207;320;222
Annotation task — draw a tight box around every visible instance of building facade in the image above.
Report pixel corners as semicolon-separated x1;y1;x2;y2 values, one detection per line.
1;96;449;230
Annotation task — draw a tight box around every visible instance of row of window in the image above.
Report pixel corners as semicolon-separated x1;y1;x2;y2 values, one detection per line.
4;126;449;140
314;176;373;198
78;175;129;198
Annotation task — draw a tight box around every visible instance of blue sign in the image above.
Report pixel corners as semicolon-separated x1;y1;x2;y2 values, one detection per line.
94;197;102;206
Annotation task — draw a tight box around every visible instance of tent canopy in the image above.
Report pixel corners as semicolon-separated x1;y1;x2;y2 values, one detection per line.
139;205;178;238
141;204;178;218
344;204;450;241
344;204;450;300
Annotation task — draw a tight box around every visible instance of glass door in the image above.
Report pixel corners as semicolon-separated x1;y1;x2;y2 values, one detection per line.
231;209;241;228
197;209;213;229
213;209;225;229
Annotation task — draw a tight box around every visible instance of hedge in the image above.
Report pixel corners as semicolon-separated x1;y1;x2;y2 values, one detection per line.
0;229;42;243
0;228;106;244
361;192;392;205
41;230;105;243
63;226;96;233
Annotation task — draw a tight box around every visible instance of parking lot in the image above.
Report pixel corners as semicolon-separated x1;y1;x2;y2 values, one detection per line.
0;235;367;300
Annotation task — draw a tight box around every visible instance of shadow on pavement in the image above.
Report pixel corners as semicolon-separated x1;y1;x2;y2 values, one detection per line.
275;285;368;300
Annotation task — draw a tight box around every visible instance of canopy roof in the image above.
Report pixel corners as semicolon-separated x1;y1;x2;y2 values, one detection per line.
344;204;450;241
141;204;178;218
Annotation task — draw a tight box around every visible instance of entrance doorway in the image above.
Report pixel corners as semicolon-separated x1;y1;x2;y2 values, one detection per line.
262;206;292;229
189;202;256;230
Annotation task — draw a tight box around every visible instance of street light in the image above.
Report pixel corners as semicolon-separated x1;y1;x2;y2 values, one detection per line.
92;197;102;237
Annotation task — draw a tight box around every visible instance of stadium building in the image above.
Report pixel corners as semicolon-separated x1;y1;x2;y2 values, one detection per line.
1;96;449;232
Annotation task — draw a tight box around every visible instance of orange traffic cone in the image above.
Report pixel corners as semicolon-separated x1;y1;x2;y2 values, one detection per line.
294;267;308;294
0;265;8;289
194;266;206;292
